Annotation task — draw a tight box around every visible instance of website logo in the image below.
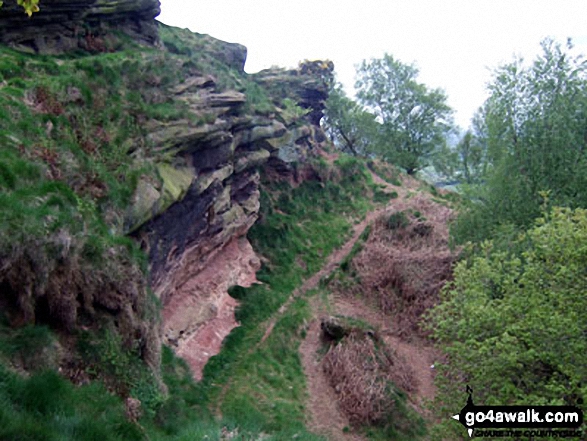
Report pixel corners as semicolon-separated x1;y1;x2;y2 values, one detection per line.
452;386;583;438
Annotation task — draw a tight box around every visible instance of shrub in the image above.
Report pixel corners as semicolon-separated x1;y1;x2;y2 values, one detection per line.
386;211;409;230
428;207;587;439
322;331;425;439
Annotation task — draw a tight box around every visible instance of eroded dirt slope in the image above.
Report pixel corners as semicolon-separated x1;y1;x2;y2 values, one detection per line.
299;168;456;440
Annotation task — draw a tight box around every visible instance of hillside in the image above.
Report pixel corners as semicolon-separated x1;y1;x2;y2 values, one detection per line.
0;4;458;441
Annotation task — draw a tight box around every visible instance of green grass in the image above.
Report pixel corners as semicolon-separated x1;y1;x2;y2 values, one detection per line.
339;224;371;273
0;314;279;440
0;365;144;441
0;317;132;440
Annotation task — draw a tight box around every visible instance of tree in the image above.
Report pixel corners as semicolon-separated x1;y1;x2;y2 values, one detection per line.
452;39;587;244
454;130;486;184
0;0;39;16
355;54;454;174
322;83;380;157
432;130;487;184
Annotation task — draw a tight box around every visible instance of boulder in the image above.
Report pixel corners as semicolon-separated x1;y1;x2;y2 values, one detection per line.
320;317;351;341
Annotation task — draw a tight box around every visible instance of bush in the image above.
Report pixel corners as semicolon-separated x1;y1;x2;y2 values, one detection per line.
386;211;409;230
428;207;587;439
322;331;425;439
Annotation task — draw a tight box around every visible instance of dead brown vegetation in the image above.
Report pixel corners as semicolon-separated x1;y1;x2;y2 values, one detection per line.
331;192;455;337
322;329;416;427
0;236;161;369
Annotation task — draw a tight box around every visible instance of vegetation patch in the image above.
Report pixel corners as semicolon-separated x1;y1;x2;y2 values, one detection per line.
386;210;410;230
321;330;425;440
328;203;454;336
428;207;587;440
0;364;144;441
367;160;403;186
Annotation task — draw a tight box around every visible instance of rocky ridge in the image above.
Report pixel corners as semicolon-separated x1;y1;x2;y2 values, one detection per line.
0;2;334;382
132;43;334;376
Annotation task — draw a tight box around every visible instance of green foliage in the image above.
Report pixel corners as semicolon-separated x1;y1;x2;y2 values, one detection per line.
386;211;410;230
355;53;454;174
323;83;380;156
453;39;587;244
429;207;587;439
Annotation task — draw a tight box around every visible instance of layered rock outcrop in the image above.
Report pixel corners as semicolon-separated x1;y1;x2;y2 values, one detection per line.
131;48;333;377
253;60;334;126
0;0;161;53
0;0;334;387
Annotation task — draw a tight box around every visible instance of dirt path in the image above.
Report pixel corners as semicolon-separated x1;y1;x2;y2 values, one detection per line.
215;167;449;436
299;300;367;441
260;207;386;345
299;170;447;440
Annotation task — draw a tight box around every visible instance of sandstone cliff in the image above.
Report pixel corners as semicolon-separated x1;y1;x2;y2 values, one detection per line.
0;8;334;384
133;28;334;376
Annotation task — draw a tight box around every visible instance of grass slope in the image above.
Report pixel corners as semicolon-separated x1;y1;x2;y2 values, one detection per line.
0;20;429;440
201;156;377;435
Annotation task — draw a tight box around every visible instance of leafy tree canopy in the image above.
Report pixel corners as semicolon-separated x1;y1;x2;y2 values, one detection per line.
322;83;380;157
452;39;587;244
355;53;454;174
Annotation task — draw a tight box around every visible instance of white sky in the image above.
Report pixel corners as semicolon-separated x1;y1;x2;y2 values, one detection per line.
158;1;587;129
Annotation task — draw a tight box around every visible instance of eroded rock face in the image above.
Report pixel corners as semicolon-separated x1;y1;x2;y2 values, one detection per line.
132;51;333;378
164;237;260;380
253;60;334;126
0;0;161;53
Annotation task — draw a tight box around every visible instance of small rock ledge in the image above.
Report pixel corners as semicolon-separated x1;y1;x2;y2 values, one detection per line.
0;0;161;53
